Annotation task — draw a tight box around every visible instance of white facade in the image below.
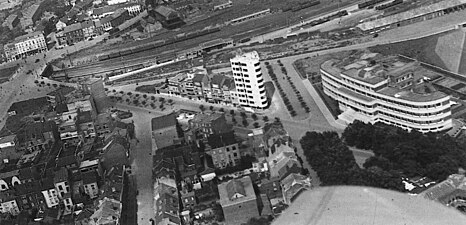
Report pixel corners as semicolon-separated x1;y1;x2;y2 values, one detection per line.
0;135;16;149
84;182;99;199
42;189;60;208
230;51;267;109
4;32;47;61
107;0;129;5
0;200;20;215
55;181;70;198
320;57;453;133
125;4;141;15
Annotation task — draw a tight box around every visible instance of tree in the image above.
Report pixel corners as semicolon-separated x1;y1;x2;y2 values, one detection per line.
242;119;249;127
209;106;214;111
219;108;224;112
253;122;260;128
199;105;205;112
240;112;247;118
274;117;281;123
159;97;165;102
262;116;269;122
230;110;235;116
251;113;258;121
127;92;132;96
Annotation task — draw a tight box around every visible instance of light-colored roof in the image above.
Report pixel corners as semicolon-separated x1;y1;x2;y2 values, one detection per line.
80;159;99;168
63;23;82;33
272;186;466;225
231;51;260;62
0;135;16;144
358;0;466;31
320;51;449;102
420;174;466;203
219;176;256;207
90;197;121;224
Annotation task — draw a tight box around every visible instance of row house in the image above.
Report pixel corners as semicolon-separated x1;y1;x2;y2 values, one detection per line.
13;181;46;212
206;131;240;169
154;177;181;225
167;70;237;105
91;2;141;19
0;190;20;215
188;112;230;139
63;23;84;45
16;121;57;152
3;32;47;62
280;173;311;204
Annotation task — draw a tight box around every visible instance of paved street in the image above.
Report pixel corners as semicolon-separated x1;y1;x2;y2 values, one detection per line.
115;103;166;225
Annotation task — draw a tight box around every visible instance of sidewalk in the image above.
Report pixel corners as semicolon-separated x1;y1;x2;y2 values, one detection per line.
302;80;346;130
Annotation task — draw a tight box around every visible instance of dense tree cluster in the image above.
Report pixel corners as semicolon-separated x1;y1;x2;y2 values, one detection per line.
300;131;404;191
342;120;466;181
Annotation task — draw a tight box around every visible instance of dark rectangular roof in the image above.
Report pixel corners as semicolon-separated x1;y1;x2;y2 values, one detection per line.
151;113;177;131
78;110;93;124
207;131;237;149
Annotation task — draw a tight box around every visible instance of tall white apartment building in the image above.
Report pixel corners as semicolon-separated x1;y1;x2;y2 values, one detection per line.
230;51;268;109
321;50;452;133
3;31;47;61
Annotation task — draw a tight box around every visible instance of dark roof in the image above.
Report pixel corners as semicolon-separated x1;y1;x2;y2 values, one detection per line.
19;167;40;180
154;5;178;18
13;180;41;195
82;171;98;185
7;97;48;114
226;179;246;200
151;113;177;131
211;74;226;86
81;20;94;28
192;74;205;83
47;86;75;97
16;121;56;144
56;155;77;168
207;131;237;149
41;178;55;190
78;110;93;124
55;103;69;113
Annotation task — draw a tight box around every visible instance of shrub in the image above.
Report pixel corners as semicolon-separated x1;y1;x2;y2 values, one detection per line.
209;106;214;111
199;105;205;111
230;110;235;115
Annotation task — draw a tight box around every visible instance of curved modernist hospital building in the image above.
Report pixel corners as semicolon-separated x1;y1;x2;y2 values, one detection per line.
320;51;452;133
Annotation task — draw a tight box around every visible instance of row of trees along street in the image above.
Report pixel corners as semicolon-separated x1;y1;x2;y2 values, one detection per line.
300;120;466;193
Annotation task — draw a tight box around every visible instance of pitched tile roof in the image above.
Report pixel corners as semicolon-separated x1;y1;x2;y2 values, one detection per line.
226;179;246;200
63;23;83;33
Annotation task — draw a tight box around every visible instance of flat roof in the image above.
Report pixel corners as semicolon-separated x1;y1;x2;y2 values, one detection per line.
358;0;466;31
272;186;466;225
321;51;448;102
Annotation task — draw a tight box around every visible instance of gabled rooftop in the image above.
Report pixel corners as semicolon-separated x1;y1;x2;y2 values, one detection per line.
219;176;256;207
